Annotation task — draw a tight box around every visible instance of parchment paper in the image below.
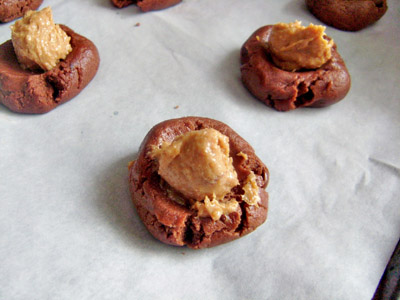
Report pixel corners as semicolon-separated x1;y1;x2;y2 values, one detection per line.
1;0;399;299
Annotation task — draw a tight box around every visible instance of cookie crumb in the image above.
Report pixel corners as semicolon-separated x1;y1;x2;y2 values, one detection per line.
134;22;141;27
174;105;179;109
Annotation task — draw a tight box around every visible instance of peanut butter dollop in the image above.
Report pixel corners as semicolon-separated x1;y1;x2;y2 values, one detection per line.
11;7;72;71
151;128;239;201
267;21;333;71
194;195;239;221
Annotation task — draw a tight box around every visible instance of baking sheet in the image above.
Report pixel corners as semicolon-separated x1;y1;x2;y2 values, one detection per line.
1;0;399;299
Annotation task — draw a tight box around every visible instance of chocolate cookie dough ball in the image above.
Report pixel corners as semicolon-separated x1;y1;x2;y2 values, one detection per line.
0;7;100;114
129;117;269;249
0;0;43;23
240;21;351;111
306;0;388;31
110;0;182;12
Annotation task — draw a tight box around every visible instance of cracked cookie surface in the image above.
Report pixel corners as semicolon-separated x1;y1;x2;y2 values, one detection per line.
129;117;269;249
240;25;351;111
0;25;100;114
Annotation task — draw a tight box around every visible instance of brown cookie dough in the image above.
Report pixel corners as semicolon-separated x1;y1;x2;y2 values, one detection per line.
0;0;43;23
0;25;100;114
306;0;388;31
240;25;351;111
129;117;269;249
110;0;182;12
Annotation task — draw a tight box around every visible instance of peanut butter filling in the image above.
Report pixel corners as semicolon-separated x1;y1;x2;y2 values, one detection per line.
193;170;261;221
236;151;248;160
151;130;262;220
242;172;260;206
151;128;239;201
266;21;333;71
193;194;239;221
11;7;72;71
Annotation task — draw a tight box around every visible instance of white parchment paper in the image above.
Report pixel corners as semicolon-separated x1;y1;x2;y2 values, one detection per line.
1;0;399;299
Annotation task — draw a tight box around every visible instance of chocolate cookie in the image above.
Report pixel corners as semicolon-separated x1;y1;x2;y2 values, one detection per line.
129;117;269;249
240;25;351;111
0;0;43;23
0;25;100;114
306;0;388;31
111;0;181;12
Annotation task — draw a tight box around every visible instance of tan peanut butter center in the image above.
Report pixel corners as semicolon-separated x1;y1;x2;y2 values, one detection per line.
11;7;72;71
151;131;262;220
151;128;239;201
266;21;333;71
193;195;239;221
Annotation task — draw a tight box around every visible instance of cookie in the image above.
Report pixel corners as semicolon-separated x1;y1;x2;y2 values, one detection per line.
111;0;134;8
0;0;43;23
129;117;269;249
111;0;182;12
306;0;388;31
240;25;351;111
0;25;100;114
